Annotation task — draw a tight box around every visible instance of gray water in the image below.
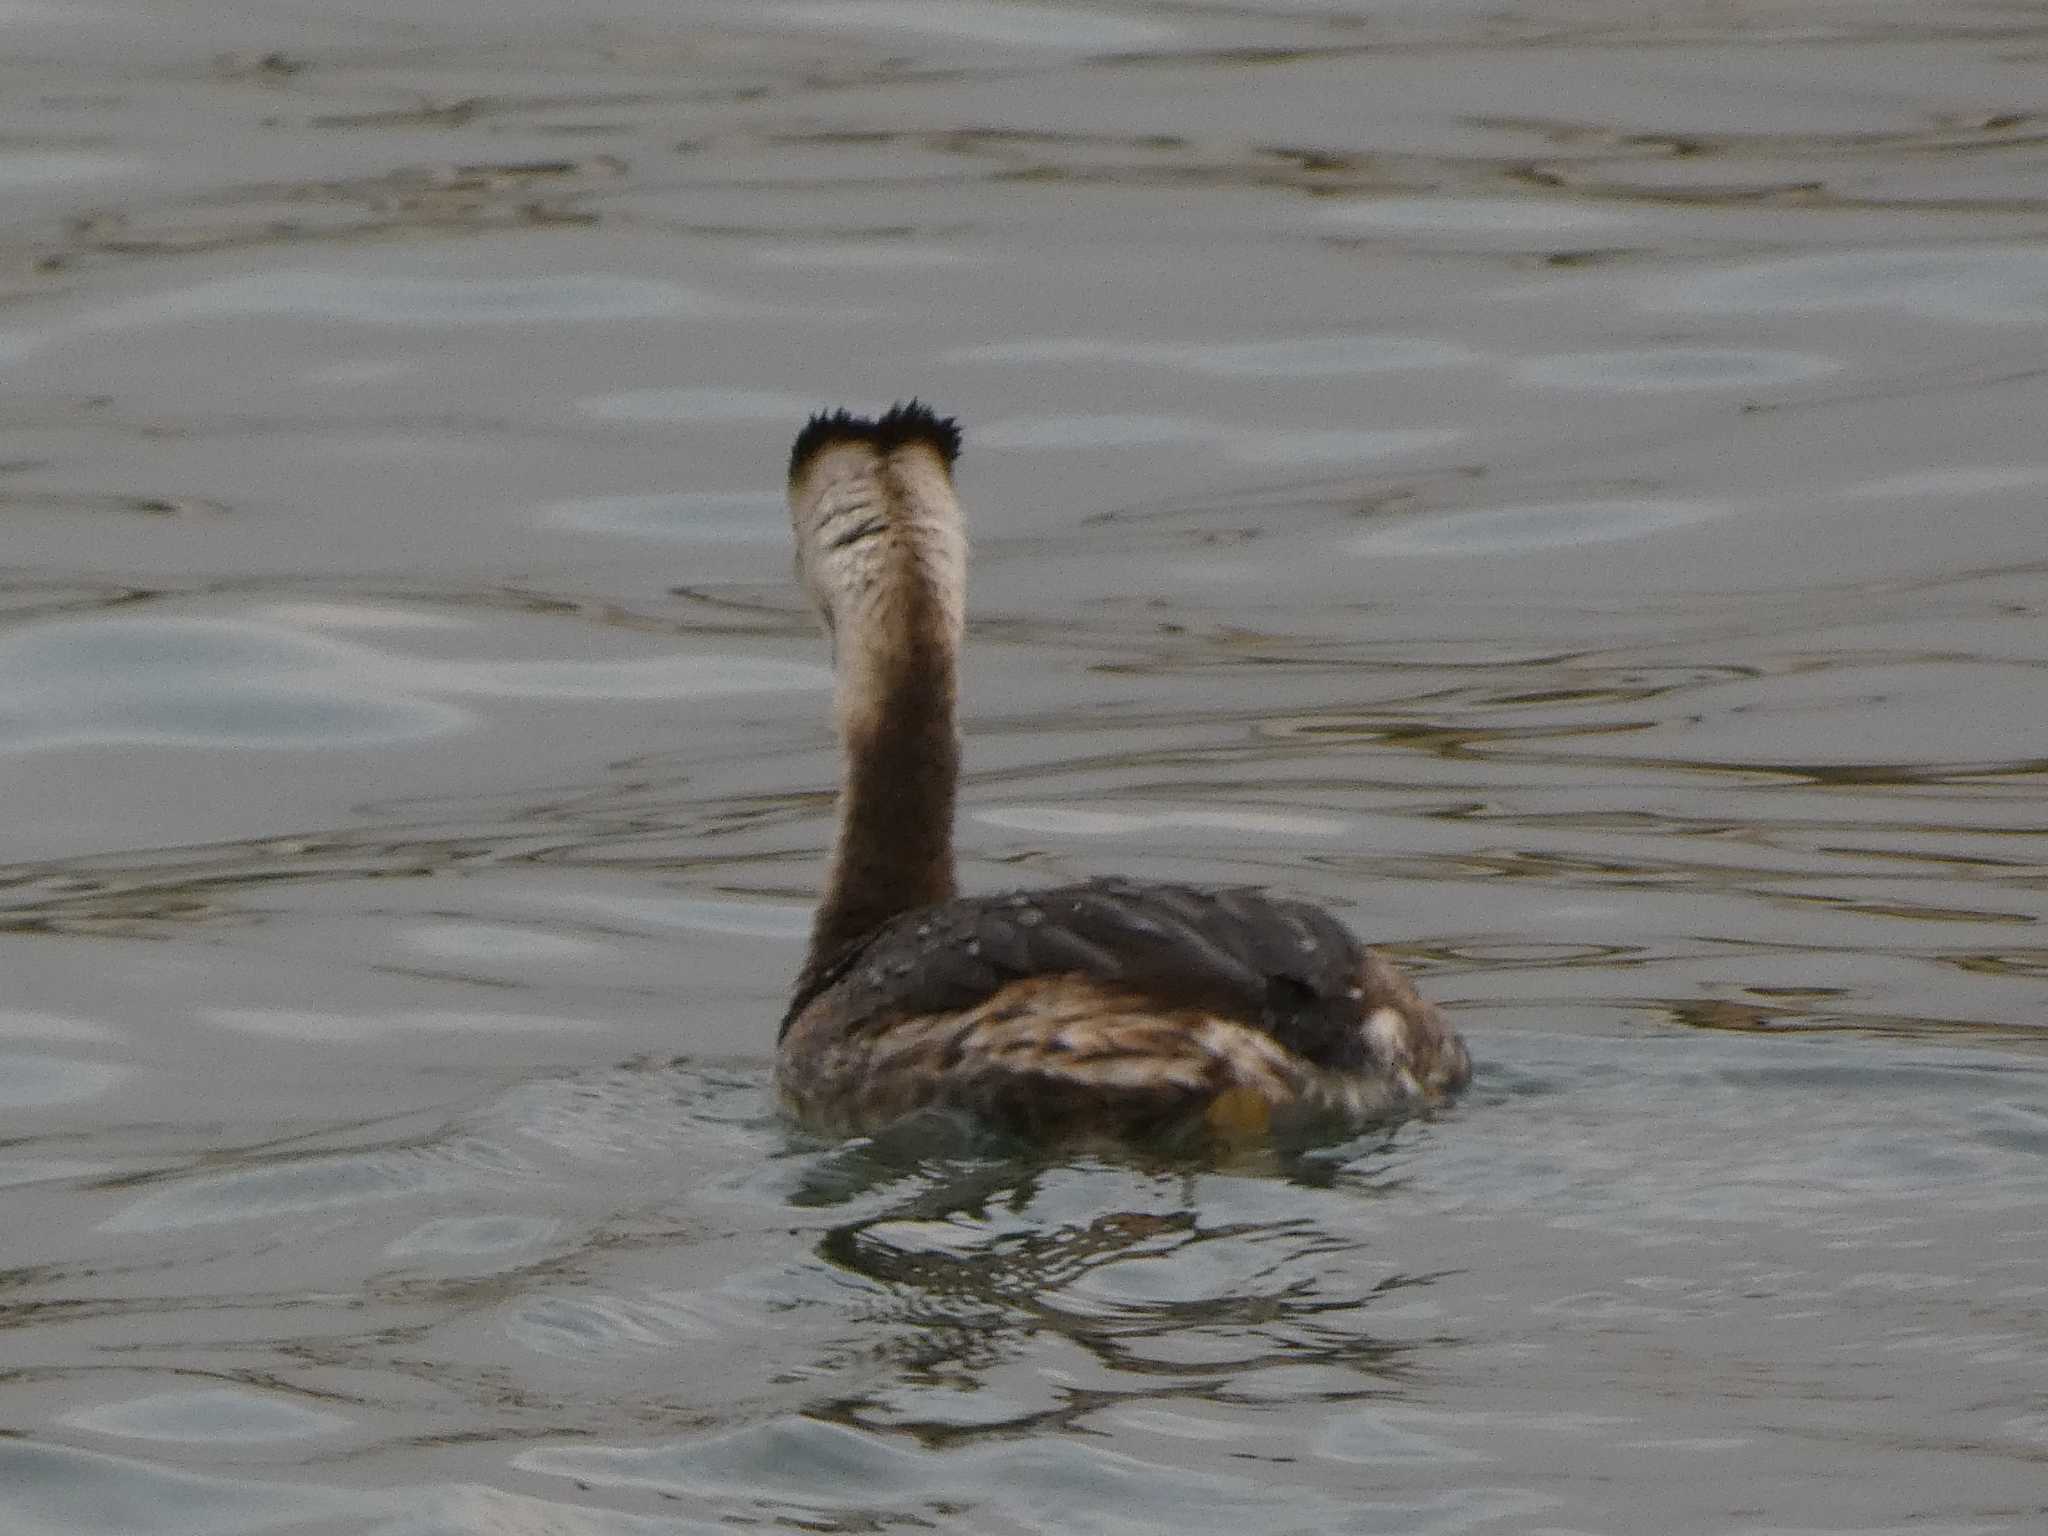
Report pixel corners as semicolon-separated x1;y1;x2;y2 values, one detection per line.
3;2;2046;1532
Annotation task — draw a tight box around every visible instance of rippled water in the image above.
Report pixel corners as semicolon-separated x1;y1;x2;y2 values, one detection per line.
3;2;2045;1532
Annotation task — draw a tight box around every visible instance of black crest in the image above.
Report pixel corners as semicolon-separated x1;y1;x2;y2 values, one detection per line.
789;399;963;480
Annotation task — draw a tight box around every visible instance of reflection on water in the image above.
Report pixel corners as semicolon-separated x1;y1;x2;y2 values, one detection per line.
1351;496;1733;554
1320;194;1638;237
1511;347;1841;391
2;0;2045;1532
0;1052;124;1107
979;412;1461;465
577;387;819;424
758;0;1178;51
539;490;785;542
76;269;755;330
15;1036;2046;1530
0;612;825;754
63;1388;352;1445
955;333;1477;376
1654;244;2048;323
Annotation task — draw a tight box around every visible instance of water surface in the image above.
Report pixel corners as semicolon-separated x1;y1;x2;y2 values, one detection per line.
2;2;2044;1532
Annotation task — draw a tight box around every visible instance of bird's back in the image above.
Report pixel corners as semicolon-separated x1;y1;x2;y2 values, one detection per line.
777;878;1468;1142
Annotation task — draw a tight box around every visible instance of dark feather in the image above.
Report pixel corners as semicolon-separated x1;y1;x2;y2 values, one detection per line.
782;878;1380;1071
789;400;963;480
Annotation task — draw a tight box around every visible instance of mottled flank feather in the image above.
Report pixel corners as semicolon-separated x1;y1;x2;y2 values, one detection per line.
779;974;1421;1143
789;400;963;480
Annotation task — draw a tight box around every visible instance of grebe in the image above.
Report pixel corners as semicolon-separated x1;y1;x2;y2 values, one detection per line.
776;402;1470;1143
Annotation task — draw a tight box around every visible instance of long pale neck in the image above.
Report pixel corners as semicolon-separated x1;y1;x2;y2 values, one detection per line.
806;580;960;972
800;453;965;983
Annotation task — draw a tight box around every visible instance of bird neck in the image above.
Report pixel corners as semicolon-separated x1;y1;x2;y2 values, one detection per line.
802;550;961;985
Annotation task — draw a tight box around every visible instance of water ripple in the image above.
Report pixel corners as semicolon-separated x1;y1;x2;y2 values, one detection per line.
1513;347;1842;391
1653;244;2048;323
64;1387;351;1445
754;1;1176;51
0;615;826;754
517;1414;1549;1533
1352;498;1734;554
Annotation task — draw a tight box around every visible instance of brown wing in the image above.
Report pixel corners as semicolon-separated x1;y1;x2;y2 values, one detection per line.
783;878;1392;1072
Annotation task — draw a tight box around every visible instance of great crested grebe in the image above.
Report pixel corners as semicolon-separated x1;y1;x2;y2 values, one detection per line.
776;402;1470;1143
